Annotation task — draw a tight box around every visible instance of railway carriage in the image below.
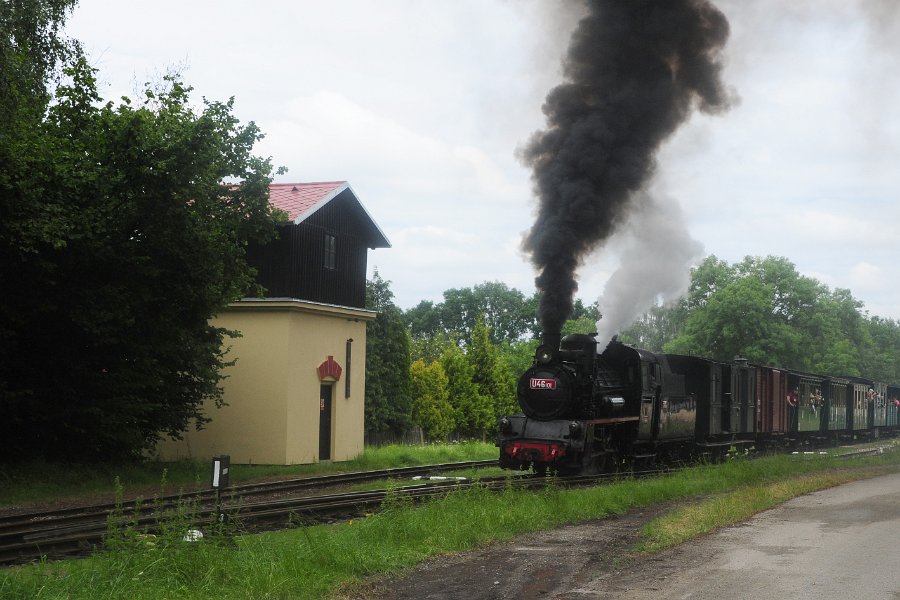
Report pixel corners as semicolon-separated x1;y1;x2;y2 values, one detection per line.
663;355;712;441
786;371;827;436
756;365;788;437
871;381;892;429
824;377;850;434
889;384;900;426
847;377;873;432
722;359;757;437
650;355;698;443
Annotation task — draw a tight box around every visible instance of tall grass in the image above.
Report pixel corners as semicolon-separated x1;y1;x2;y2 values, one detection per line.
3;449;899;599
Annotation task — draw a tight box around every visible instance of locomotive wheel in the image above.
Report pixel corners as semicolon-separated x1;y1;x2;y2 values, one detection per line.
591;427;617;474
595;451;615;474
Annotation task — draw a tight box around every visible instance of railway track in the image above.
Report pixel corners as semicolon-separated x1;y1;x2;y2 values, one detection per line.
0;459;497;566
0;463;655;566
3;442;887;566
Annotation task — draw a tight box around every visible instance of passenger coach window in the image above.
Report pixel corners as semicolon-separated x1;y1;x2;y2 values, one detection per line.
642;364;650;392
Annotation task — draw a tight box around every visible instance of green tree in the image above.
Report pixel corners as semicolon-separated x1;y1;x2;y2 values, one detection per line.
619;302;687;352
735;256;818;323
440;345;493;438
495;339;540;385
404;299;443;341
409;359;454;441
409;330;454;364
666;277;799;364
685;255;736;310
618;256;731;351
630;254;890;381
562;299;602;336
865;317;900;383
467;316;516;420
0;0;79;124
1;49;283;460
801;288;867;376
404;281;539;344
364;271;412;441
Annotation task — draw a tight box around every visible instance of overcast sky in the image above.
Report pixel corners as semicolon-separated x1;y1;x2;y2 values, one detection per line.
64;0;900;323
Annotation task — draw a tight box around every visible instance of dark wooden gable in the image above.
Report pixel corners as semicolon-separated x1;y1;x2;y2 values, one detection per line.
246;187;388;308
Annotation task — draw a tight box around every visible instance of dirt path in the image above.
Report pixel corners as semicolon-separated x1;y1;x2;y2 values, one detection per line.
346;502;682;600
349;472;900;600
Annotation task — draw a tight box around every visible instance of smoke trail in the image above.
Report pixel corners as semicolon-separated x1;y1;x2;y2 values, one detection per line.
522;0;733;334
594;193;703;344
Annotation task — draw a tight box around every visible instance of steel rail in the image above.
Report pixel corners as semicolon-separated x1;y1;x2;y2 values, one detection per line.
0;468;669;566
0;459;497;532
3;442;889;566
0;460;498;565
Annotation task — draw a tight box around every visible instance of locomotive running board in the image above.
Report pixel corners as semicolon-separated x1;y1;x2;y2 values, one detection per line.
695;439;754;448
631;453;657;460
584;417;640;425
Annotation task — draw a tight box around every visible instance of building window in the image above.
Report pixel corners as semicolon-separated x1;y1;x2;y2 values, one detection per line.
324;233;337;270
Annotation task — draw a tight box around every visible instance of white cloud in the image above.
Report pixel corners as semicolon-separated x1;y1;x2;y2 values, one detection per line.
849;262;885;292
263;91;450;179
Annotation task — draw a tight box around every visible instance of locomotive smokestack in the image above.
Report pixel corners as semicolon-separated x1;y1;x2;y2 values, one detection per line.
542;331;562;351
522;0;733;333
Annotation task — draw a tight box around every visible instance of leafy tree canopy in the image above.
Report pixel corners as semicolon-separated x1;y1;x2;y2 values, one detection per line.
0;0;79;123
1;49;284;459
657;255;894;381
409;359;453;441
364;271;412;440
467;316;517;418
405;281;540;344
561;299;602;336
440;344;494;438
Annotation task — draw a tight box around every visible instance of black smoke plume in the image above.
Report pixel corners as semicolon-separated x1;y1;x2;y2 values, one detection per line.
522;0;732;334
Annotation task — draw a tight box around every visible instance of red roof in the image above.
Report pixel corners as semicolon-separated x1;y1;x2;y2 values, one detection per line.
267;181;390;248
268;181;349;223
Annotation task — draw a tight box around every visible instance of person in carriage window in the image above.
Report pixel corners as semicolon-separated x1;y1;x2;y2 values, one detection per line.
787;388;799;430
811;389;822;416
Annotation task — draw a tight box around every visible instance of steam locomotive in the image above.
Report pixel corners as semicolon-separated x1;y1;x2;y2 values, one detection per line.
497;333;900;475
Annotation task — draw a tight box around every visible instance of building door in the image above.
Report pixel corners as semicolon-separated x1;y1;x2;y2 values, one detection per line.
319;384;333;461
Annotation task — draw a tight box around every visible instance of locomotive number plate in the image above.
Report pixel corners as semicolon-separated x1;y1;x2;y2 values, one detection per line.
529;378;557;390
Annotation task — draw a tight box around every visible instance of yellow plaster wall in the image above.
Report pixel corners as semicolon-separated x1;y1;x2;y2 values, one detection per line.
157;300;372;465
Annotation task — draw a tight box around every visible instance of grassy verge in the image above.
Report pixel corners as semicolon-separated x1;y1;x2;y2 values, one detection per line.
2;448;899;599
635;468;875;553
0;442;497;508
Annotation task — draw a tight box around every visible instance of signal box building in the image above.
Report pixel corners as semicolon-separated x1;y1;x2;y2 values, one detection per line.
158;182;390;465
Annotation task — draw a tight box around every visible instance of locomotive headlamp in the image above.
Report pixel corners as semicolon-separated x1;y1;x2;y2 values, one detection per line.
569;421;582;436
499;417;512;433
536;345;554;365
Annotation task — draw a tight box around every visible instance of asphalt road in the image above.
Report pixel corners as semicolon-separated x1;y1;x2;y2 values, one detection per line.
578;472;900;599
